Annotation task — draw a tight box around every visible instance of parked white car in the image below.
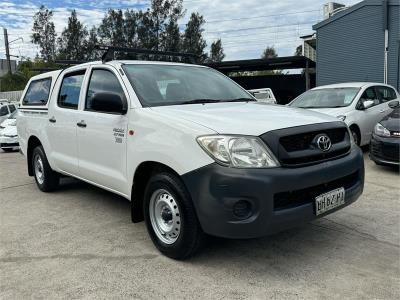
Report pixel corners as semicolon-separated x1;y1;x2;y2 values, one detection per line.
289;83;400;146
0;109;19;152
248;88;277;104
17;60;364;259
0;102;17;124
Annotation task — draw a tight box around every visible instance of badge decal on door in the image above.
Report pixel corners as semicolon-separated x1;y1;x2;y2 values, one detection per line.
113;128;125;143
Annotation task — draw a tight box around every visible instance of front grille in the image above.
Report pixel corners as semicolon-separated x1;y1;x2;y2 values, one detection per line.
0;143;18;147
274;171;360;211
280;128;346;152
372;141;400;162
260;122;351;168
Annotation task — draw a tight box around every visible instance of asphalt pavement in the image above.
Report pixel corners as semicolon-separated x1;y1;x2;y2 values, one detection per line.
0;150;399;299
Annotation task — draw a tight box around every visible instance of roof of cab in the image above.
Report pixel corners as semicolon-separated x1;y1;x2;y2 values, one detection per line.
30;60;207;78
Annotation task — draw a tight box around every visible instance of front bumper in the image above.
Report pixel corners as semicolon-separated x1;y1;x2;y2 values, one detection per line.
182;147;364;239
370;134;400;166
0;136;19;148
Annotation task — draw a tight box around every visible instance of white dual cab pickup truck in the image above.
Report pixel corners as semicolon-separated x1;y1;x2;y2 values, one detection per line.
18;60;364;259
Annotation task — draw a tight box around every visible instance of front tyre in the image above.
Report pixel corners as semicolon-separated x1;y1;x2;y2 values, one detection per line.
32;146;59;192
144;172;204;260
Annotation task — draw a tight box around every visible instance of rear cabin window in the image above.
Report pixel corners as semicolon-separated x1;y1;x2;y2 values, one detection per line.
58;71;85;109
22;78;52;105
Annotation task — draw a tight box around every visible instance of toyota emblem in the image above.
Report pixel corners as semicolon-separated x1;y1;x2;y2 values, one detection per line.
316;135;332;152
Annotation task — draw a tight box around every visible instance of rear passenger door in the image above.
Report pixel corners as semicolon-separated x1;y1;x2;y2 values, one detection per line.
47;70;86;175
76;67;129;194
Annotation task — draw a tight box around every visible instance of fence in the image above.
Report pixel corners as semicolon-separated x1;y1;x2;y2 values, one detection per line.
0;90;23;103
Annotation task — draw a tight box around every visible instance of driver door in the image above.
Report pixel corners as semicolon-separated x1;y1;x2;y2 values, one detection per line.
76;67;129;194
356;87;385;143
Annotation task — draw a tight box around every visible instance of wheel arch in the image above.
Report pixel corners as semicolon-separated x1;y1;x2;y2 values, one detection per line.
27;135;42;176
131;161;181;223
349;123;361;145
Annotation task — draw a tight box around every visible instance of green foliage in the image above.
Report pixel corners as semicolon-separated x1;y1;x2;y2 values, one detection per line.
57;10;88;60
0;59;58;92
209;39;225;62
98;9;126;48
31;5;56;62
182;12;208;63
295;45;302;56
261;46;278;59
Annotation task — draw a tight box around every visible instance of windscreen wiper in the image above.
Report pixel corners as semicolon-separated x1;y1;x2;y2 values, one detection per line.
181;99;221;105
223;98;256;103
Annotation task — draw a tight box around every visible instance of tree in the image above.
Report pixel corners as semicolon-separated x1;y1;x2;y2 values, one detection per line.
57;10;88;60
295;45;302;56
162;20;181;53
124;9;139;48
261;46;278;59
209;39;225;62
85;26;100;60
182;12;207;62
151;0;183;51
98;9;126;47
31;5;56;61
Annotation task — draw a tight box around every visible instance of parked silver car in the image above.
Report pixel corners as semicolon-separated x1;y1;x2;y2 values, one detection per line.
0;102;17;125
289;82;400;146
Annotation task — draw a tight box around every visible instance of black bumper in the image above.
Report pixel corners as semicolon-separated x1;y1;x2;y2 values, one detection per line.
370;134;400;166
182;147;364;239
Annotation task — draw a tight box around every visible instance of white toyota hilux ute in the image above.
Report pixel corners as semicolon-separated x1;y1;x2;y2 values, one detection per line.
18;60;364;259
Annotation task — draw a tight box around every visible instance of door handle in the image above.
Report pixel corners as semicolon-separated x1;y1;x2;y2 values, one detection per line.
379;109;385;113
49;117;56;123
77;121;87;128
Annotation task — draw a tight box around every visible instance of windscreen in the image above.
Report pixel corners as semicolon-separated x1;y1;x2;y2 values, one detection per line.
290;88;360;108
122;64;254;107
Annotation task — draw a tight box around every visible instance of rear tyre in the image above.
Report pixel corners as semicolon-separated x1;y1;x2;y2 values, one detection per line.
32;146;59;192
144;172;204;260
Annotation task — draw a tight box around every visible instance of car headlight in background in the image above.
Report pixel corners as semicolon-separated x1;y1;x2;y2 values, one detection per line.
374;123;390;137
336;115;346;121
197;135;280;168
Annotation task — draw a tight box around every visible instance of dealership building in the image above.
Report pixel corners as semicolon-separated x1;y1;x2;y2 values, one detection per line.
312;0;399;90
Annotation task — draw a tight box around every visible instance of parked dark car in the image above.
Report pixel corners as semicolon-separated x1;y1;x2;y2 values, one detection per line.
370;101;400;166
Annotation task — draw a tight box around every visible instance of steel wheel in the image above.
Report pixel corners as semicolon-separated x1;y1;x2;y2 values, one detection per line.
34;154;45;185
149;189;181;244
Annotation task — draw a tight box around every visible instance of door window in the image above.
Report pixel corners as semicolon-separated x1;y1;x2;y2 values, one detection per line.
22;78;52;105
58;71;86;109
376;86;397;102
8;104;16;113
85;69;125;112
0;105;9;116
359;87;380;108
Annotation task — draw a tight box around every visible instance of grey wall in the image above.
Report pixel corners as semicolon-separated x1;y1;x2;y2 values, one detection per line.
315;1;399;89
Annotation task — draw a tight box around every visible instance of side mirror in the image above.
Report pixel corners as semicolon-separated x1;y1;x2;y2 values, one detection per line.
362;100;374;110
91;92;127;114
388;100;399;109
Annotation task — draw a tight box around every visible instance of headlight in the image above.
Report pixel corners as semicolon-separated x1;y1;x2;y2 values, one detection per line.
337;115;346;121
374;123;390;137
9;120;16;126
197;135;280;168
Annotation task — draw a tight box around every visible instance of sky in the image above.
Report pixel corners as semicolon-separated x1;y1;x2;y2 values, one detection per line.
0;0;361;62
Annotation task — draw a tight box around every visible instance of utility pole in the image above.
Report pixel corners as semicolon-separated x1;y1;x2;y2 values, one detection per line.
3;28;12;74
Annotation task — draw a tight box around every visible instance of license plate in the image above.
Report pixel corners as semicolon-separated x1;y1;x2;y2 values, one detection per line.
315;187;345;216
